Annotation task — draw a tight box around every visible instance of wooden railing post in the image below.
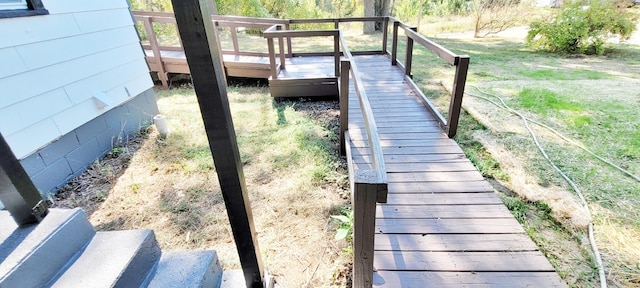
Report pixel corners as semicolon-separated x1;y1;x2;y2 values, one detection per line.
339;60;350;156
352;179;379;288
285;22;292;57
0;133;48;226
267;35;278;79
447;55;470;138
230;26;239;54
334;32;340;77
382;17;389;55
277;25;286;70
142;16;169;88
404;27;417;78
391;21;399;65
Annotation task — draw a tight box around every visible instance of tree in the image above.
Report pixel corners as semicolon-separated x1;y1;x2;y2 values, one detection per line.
526;0;638;55
472;0;526;38
364;0;391;34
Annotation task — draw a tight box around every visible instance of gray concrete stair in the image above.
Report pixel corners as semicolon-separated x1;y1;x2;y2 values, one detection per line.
0;208;95;288
49;229;161;288
0;208;223;288
147;250;223;288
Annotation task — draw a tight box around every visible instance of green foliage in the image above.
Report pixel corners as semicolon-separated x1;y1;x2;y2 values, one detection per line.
502;196;528;223
331;209;353;241
526;0;638;55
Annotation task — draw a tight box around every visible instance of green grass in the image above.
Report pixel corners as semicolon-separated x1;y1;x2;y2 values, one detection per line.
519;69;612;80
516;88;584;115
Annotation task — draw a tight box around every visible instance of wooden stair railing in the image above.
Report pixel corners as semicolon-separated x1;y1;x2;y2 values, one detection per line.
389;17;470;138
339;30;388;288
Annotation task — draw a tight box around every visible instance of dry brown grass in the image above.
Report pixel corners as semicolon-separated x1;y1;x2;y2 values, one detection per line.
55;85;351;287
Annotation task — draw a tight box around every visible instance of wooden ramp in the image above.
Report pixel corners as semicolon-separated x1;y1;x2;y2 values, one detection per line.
346;55;567;287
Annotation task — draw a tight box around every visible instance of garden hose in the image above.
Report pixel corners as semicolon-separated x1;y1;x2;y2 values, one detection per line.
465;85;609;288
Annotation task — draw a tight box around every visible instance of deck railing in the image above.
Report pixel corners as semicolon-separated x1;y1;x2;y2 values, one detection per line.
263;26;341;78
133;11;291;87
338;31;388;288
389;17;470;138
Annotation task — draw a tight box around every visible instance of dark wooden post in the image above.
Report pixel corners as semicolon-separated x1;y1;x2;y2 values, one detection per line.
170;1;264;287
267;34;278;79
0;133;48;226
277;25;286;70
285;23;293;58
381;17;389;55
334;32;340;77
404;27;417;78
447;55;470;138
391;21;399;65
339;60;350;156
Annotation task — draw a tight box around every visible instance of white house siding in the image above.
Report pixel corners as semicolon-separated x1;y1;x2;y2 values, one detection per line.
0;0;158;193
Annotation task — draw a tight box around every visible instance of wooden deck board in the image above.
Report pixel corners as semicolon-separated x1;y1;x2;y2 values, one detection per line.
372;271;567;287
343;54;566;287
374;251;556;271
375;233;540;252
375;218;525;234
377;204;514;219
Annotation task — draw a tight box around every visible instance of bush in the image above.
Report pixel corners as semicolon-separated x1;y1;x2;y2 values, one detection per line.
526;0;638;55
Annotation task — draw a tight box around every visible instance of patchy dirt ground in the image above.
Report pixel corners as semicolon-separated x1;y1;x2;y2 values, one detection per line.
53;92;352;288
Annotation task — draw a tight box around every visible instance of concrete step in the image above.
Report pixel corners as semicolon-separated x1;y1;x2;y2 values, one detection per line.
147;250;223;288
49;229;161;288
0;208;95;288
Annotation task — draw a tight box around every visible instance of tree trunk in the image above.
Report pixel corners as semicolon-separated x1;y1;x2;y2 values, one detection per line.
364;0;376;34
380;0;390;16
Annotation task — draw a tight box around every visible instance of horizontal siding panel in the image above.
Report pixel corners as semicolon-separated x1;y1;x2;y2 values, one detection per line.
73;9;135;33
42;0;128;14
0;88;72;135
109;73;154;108
52;98;102;136
54;72;152;136
6;119;61;159
0;42;143;109
0;14;80;49
17;27;140;70
64;58;151;104
0;47;27;78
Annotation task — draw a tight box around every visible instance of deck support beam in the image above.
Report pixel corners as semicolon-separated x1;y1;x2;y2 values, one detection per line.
170;1;264;287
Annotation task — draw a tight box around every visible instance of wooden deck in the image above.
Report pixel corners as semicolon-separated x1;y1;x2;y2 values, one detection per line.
142;48;277;79
345;55;566;287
